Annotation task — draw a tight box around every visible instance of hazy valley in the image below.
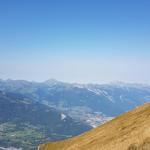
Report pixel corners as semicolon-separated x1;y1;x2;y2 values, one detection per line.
0;79;150;149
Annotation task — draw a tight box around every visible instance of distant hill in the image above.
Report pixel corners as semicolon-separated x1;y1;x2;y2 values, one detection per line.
0;91;91;150
0;79;150;127
39;102;150;150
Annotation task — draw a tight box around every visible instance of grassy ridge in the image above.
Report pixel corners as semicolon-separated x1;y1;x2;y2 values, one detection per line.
39;102;150;150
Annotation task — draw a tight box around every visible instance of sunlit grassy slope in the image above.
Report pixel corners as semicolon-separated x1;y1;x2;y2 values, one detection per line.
39;102;150;150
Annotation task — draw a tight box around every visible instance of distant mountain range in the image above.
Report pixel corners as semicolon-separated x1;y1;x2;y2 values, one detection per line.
0;79;150;127
39;102;150;150
0;79;150;150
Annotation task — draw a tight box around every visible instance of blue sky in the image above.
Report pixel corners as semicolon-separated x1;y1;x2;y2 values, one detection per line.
0;0;150;83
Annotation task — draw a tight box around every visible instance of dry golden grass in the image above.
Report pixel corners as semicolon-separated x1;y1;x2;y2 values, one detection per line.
38;102;150;150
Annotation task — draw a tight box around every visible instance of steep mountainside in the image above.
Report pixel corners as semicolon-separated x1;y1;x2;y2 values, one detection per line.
39;102;150;150
0;79;150;127
0;91;91;150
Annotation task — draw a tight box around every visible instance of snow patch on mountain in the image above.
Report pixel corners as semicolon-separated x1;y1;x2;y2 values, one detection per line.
61;114;66;120
87;88;103;96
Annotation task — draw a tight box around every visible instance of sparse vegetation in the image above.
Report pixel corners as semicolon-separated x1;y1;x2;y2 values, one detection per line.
128;138;150;150
128;144;138;150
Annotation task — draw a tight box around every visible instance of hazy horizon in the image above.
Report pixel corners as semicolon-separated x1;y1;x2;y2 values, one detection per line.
0;78;150;86
0;0;150;84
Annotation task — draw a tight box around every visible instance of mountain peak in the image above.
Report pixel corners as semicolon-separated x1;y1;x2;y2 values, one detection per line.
44;79;61;85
